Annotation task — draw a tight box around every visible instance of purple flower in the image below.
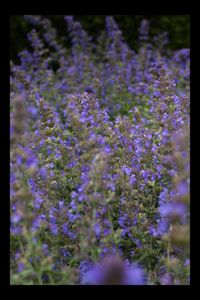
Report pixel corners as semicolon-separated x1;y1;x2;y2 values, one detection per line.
11;226;22;235
160;273;172;285
28;106;38;118
58;201;64;209
81;255;145;285
138;19;150;42
71;191;78;199
162;129;169;137
177;181;188;196
159;188;169;203
16;154;23;165
50;223;58;236
34;195;43;209
122;265;145;285
141;170;149;180
149;225;158;237
156;219;169;235
17;262;25;273
94;223;101;237
39;167;47;178
49;214;57;223
26;150;38;168
42;243;49;255
31;217;42;232
122;165;131;176
104;145;111;153
103;228;111;236
35;92;42;103
70;200;77;210
62;223;69;234
154;90;161;98
184;258;190;267
11;213;21;224
118;214;128;227
80;260;93;273
68;231;77;240
68;161;77;168
129;174;136;185
59;248;70;257
85;86;94;93
159;202;187;221
78;194;87;202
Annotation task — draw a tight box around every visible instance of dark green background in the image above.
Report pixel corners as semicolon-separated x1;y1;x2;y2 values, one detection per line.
10;15;190;64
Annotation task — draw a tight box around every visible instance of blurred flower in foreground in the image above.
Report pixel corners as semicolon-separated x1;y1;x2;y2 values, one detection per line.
81;255;145;285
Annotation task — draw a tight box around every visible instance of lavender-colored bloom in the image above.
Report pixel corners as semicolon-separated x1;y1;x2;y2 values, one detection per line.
62;223;69;234
149;225;158;237
31;217;41;232
85;86;94;93
138;19;150;42
68;161;77;168
154;90;161;98
11;226;22;235
156;219;169;235
39;167;47;178
59;248;70;257
118;214;128;227
78;194;87;202
70;200;77;210
42;243;49;255
129;174;136;186
50;223;58;236
159;201;187;221
68;231;77;240
71;191;78;199
17;262;25;273
122;265;145;285
104;145;111;153
48;163;54;169
79;260;93;273
49;214;57;223
34;195;43;209
67;211;79;222
132;237;142;248
81;255;145;285
103;228;112;236
159;188;169;203
177;181;188;196
121;228;129;237
26;157;38;169
28;106;38;118
58;200;64;209
162;129;169;137
35;92;42;103
16;154;23;165
55;152;61;159
11;213;22;224
15;252;21;260
160;273;172;285
122;165;131;176
94;223;101;238
184;258;190;266
95;211;100;218
141;170;149;181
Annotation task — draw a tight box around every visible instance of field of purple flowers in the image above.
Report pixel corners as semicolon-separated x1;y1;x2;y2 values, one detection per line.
10;15;190;285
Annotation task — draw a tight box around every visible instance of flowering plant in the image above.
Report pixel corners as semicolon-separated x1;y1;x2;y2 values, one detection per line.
10;15;190;285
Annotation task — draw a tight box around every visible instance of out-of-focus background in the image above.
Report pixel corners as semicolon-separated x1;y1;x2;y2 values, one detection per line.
10;15;190;64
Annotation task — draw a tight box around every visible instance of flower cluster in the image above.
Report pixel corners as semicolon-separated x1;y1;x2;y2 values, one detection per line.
10;15;190;285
